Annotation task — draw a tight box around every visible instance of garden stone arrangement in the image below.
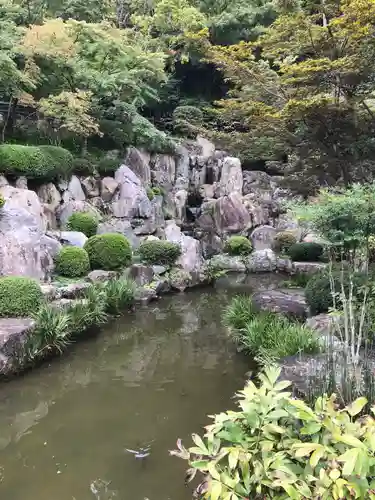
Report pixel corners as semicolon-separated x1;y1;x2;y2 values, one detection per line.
0;137;329;375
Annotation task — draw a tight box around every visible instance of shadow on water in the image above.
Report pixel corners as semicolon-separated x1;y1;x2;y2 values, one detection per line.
0;284;265;500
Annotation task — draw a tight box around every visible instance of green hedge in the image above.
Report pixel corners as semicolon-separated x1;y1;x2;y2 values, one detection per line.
225;236;253;256
288;242;324;262
55;246;90;277
0;277;43;317
0;144;73;180
139;240;181;266
67;212;98;238
84;233;132;270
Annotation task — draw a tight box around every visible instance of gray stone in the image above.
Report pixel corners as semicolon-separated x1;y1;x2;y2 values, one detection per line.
210;194;251;235
134;286;158;305
81;176;99;198
151;154;176;187
168;268;192;292
50;298;77;310
112;165;152;218
292;261;327;275
175;145;190;181
65;175;86;201
276;256;294;273
242;170;272;196
199;184;215;200
125;264;154;286
57;200;101;226
97;218;140;248
40;284;60;301
59;282;91;299
165;221;203;273
242;196;270;227
40;234;62;276
87;270;117;283
209;254;247;273
0;175;9;188
306;314;344;350
218;157;243;196
247;249;277;272
174;189;188;222
251;225;277;250
196;136;215;158
276;214;302;239
200;233;223;259
152;265;167;275
151;279;171;295
37;182;62;212
253;289;307;319
0;318;35;373
100;177;119;202
89;196;104;212
59;231;88;248
15;176;28;189
125;147;151;185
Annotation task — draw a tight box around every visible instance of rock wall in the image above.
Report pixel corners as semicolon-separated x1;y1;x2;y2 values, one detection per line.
0;136;301;280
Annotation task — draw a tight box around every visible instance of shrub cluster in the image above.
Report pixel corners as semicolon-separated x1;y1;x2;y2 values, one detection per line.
0;277;43;317
0;144;73;180
67;212;98;238
84;233;132;270
55;246;90;278
288;241;324;261
272;231;297;253
138;240;181;266
72;157;95;176
224;236;253;256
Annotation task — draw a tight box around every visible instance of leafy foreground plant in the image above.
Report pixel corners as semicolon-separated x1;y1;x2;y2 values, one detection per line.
172;366;375;500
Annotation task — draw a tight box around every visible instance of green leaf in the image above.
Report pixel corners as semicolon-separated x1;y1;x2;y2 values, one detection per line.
190;460;209;470
280;482;299;499
329;469;341;481
192;433;209;453
210;480;222;500
262;423;286;434
300;422;322;435
267;409;289;419
293;443;324;457
228;449;239;469
336;434;366;449
310;447;325;468
347;397;367;417
338;448;360;476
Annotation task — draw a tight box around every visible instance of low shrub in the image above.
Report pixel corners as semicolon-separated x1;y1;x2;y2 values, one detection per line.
0;277;43;317
174;366;375;500
305;271;369;314
67;212;98;238
96;157;119;175
0;144;73;180
172;105;203;136
84;233;132;270
102;278;135;314
55;246;90;278
288;241;324;261
72;157;95;176
139;240;181;266
224;236;253;256
272;231;297;253
222;295;255;331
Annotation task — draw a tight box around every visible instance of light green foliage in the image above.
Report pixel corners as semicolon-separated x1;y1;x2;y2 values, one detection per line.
151;186;162;197
173;366;375;500
172;105;203;136
288;242;324;262
222;295;255;331
273;231;297;253
146;186;163;200
0;144;73;180
84;233;132;270
224;235;253;256
57;0;113;22
55;246;90;278
72;157;95;176
0;193;5;208
67;212;98;238
138;240;181;266
101;278;135;314
0;276;43;317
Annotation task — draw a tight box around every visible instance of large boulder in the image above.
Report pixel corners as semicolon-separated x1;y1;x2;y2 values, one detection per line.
218;157;243;197
125;264;154;286
213;194;251;235
209;254;247;273
63;175;86;202
151;154;176;187
80;176;99;198
253;289;308;319
0;318;35;374
251;225;277;250
242;170;272;196
37;182;62;212
40;234;62;276
57;200;101;226
165;221;203;273
247;249;277;272
97;218;140;248
58;231;88;248
125;147;151;185
112;165;152;218
100;177;119;202
174;189;188;222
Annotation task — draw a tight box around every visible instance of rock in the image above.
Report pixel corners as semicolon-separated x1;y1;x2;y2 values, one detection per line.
15;176;28;189
152;265;167;275
175;145;190;181
209;254;247;273
125;147;151;185
292;262;327;275
218;157;243;197
196;136;215;158
57;200;101;226
247;249;277;272
199;184;215;200
242;196;270;227
242;170;272;196
59;231;88;248
134;286;158;305
253;289;307;319
0;176;9;188
168;268;192;292
200;233;223;258
40;284;60;301
86;270;117;283
0;318;35;373
100;177;119;202
65;175;86;202
303;233;329;245
306;314;344;350
276;214;302;239
50;298;79;310
251;225;277;250
112;165;152;218
81;176;99;198
125;264;154;286
210;194;251;235
59;282;91;299
151;279;171;295
0;187;50;279
37;182;62;212
97;218;140;248
89;196;104;212
40;234;62;276
165;221;203;273
276;256;294;273
151;154;176;187
174;189;188;221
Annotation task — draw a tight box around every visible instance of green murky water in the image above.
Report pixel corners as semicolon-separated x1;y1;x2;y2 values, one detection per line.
0;276;283;500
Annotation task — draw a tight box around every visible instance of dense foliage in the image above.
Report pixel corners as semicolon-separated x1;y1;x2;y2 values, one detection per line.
273;231;297;253
67;212;98;237
84;233;132;270
224;235;253;256
288;242;324;262
138;240;181;266
0;276;43;317
173;366;375;500
55;246;90;277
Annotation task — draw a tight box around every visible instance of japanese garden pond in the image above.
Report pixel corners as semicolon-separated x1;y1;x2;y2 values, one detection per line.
0;274;285;500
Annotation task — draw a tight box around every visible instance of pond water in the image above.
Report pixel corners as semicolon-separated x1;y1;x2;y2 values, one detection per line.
0;275;283;500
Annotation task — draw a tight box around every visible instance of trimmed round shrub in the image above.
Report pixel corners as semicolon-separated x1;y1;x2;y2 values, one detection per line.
0;144;73;180
305;272;369;315
273;231;297;253
0;277;43;317
288;242;324;262
173;106;203;127
84;233;132;270
97;158;119;175
55;246;90;277
225;236;253;256
139;240;181;266
67;212;98;238
72;157;95;176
